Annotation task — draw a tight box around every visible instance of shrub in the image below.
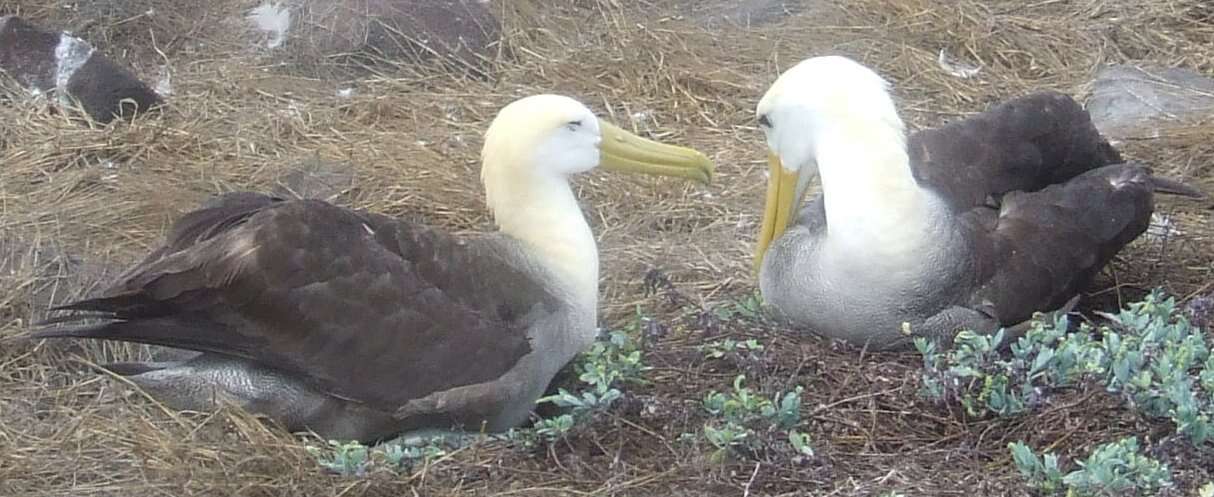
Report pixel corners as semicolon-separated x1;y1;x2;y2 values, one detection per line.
918;290;1212;447
1010;437;1172;496
699;374;811;462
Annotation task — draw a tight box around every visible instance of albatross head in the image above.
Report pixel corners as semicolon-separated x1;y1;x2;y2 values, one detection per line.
752;56;907;272
482;94;713;188
479;94;713;300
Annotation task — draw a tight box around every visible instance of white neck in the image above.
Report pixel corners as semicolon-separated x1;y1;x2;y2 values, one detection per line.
815;123;940;256
484;167;599;309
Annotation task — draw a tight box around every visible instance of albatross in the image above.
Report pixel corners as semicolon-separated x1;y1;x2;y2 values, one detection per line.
752;55;1203;350
32;94;713;443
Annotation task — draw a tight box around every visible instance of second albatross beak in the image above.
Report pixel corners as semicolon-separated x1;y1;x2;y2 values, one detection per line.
754;151;810;274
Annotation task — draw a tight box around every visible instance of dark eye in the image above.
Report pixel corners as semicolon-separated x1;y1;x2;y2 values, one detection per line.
566;119;583;131
757;114;772;128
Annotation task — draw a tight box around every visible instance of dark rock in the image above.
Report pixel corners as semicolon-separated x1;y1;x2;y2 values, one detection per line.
675;0;831;28
1087;64;1214;140
0;15;162;123
253;0;500;77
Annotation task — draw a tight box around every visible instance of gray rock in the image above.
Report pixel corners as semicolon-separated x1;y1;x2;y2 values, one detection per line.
1087;64;1214;140
675;0;831;28
0;16;163;123
251;0;500;77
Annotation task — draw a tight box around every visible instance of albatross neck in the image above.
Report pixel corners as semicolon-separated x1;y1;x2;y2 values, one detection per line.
815;123;938;253
486;170;600;306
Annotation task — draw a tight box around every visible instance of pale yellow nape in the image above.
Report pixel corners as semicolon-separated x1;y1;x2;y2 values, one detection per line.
479;94;602;306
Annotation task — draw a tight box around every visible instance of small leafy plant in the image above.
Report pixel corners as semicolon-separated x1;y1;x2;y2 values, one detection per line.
1099;293;1213;446
530;320;652;443
916;313;1103;418
1010;437;1172;496
713;292;764;321
308;440;370;477
307;436;449;476
918;290;1212;449
700;337;765;359
1009;440;1067;494
378;437;448;471
700;374;811;462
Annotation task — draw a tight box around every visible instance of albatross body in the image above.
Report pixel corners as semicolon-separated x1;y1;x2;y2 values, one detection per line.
33;94;713;443
752;56;1202;350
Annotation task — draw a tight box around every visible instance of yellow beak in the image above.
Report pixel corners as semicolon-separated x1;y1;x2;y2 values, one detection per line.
754;151;807;274
597;120;714;184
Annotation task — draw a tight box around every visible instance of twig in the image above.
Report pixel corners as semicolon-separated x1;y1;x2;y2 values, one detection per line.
743;461;761;497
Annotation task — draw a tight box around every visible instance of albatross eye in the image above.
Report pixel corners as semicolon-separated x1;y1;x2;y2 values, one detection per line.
566;119;584;131
757;114;772;128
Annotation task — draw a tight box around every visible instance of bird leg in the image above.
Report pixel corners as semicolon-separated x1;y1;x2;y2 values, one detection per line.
911;294;1081;350
908;306;1003;349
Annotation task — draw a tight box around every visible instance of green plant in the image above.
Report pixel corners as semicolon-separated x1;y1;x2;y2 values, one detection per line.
700;337;765;359
1011;437;1171;496
700;374;809;462
530;317;652;442
540;328;648;411
713;292;764;321
378;437;447;471
1010;440;1065;494
307;440;370;477
307;434;452;476
1066;437;1172;496
531;414;577;442
917;313;1103;417
1099;292;1213;446
918;290;1213;449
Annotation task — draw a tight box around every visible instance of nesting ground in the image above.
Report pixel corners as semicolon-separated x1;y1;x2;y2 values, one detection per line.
2;0;1213;495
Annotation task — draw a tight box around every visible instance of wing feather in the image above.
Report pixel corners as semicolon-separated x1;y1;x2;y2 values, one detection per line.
962;163;1158;324
906;92;1201;326
908;91;1121;211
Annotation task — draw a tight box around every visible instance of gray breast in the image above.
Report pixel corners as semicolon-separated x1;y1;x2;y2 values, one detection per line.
759;220;976;348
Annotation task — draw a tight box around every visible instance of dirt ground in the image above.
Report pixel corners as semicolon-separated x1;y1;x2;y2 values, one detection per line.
1;0;1212;495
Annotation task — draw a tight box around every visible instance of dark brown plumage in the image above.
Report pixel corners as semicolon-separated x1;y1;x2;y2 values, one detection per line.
909;91;1201;328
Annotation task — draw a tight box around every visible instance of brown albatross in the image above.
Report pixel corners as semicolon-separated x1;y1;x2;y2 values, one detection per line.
751;55;1203;350
32;94;714;442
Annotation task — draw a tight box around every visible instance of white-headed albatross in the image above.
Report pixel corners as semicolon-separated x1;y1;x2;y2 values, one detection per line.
752;55;1203;350
32;94;713;443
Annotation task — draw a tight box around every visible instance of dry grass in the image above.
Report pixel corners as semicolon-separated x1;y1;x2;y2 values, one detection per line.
2;0;1213;495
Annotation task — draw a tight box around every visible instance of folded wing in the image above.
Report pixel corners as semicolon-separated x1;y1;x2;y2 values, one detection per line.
908;91;1122;211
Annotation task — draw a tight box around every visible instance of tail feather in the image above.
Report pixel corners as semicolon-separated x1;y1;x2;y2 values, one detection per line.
1107;160;1206;199
1149;176;1206;199
100;361;176;376
30;316;239;360
49;292;180;319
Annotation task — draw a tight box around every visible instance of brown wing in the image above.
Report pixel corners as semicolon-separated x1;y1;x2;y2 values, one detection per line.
961;163;1166;325
34;192;555;413
908;92;1203;325
908;91;1122;212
